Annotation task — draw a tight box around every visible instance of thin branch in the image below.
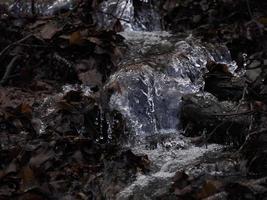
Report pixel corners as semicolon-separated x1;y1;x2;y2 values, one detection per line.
235;128;267;154
201;121;226;146
246;0;253;19
96;10;130;23
0;55;21;85
209;110;256;117
0;35;32;58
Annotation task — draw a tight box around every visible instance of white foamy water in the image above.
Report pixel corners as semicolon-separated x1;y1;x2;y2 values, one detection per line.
117;134;224;200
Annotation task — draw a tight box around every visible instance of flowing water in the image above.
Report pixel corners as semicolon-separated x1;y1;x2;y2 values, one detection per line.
98;2;239;199
6;0;240;199
104;31;236;199
4;0;74;16
107;31;236;136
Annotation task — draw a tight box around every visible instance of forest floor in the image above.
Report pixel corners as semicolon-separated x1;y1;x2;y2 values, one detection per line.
0;0;267;199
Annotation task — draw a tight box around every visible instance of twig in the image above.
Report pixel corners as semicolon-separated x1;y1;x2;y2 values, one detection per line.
235;83;248;112
118;0;129;20
235;128;267;154
248;102;254;131
246;0;253;19
201;121;226;146
0;35;32;58
97;10;130;23
0;55;20;85
31;0;36;16
209;110;256;117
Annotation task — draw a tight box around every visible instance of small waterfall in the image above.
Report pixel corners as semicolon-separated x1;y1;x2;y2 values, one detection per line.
97;0;162;31
106;31;237;136
7;0;161;30
7;0;73;16
4;1;242;198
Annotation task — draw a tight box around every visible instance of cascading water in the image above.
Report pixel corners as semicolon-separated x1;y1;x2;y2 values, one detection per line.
7;0;73;16
106;31;236;136
97;0;162;31
96;1;238;199
104;31;237;199
5;0;240;199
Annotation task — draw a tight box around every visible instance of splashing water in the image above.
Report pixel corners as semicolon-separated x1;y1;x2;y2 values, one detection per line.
106;31;237;136
97;0;162;31
7;0;73;16
5;1;241;198
100;30;238;199
117;139;224;199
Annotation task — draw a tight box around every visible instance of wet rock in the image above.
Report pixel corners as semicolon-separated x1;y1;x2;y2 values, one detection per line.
241;129;267;177
181;92;251;146
225;179;267;200
204;62;246;101
101;149;150;199
38;88;128;144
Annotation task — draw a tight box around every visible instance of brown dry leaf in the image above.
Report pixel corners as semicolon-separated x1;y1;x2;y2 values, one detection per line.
257;17;267;26
78;69;103;86
0;87;7;103
112;46;123;58
59;34;70;40
18;192;46;200
0;160;17;179
56;101;77;112
69;31;84;45
206;62;232;75
63;90;83;103
20;103;32;116
87;37;103;46
113;19;123;32
91;0;99;9
106;81;124;94
29;150;54;168
163;0;177;11
110;46;123;64
197;180;223;199
174;185;193;196
29;20;47;30
20;165;37;191
39;22;62;40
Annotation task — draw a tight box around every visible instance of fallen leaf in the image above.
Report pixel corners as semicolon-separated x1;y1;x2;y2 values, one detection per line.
20;165;37;191
29;150;54;168
39;22;62;40
163;0;177;11
113;19;123;32
20;103;32;116
197;180;223;199
78;69;103;86
87;37;103;46
69;31;83;45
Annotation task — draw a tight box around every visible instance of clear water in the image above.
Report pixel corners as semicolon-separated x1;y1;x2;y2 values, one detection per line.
6;1;240;198
97;0;162;31
7;0;73;16
107;31;237;136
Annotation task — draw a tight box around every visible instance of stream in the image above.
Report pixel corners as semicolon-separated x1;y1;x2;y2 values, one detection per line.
5;0;242;199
